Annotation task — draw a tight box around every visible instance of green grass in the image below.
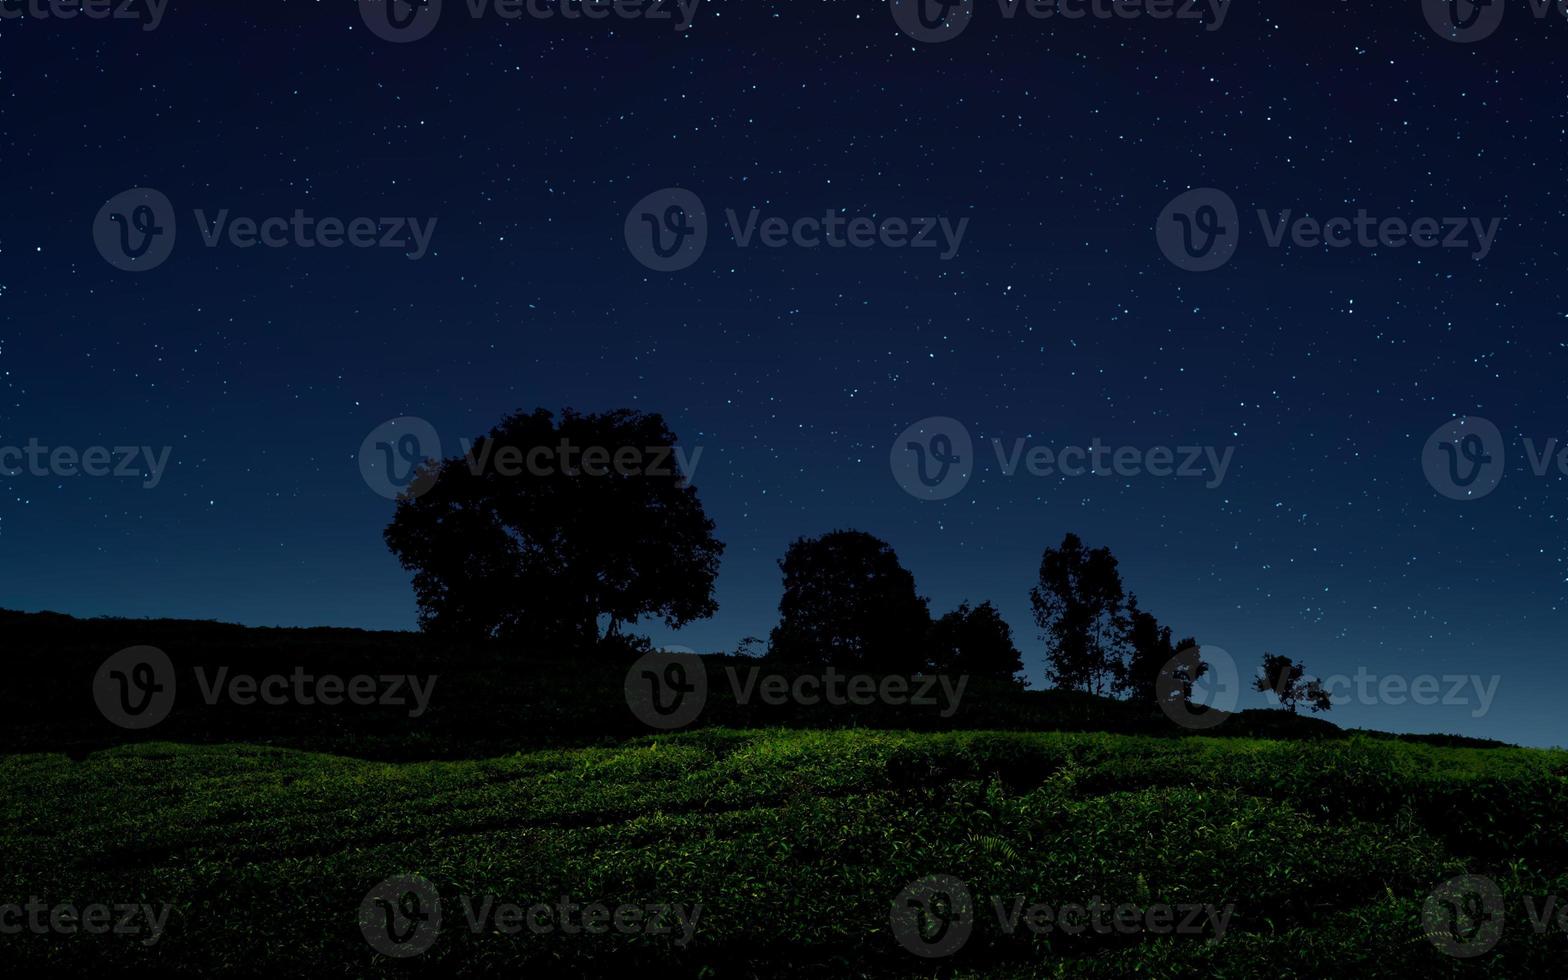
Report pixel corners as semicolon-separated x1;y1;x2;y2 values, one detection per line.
3;729;1565;976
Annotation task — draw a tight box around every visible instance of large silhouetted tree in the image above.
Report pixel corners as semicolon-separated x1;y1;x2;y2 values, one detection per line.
768;530;931;670
383;408;723;647
1029;533;1129;695
930;601;1026;684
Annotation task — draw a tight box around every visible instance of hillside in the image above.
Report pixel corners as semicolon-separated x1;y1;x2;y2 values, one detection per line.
0;609;1553;976
3;729;1565;976
0;609;1505;759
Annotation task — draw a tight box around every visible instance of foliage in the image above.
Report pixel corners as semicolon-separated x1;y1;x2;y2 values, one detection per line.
383;408;723;646
767;530;931;671
930;601;1026;684
1029;533;1130;695
3;730;1564;976
1253;653;1333;714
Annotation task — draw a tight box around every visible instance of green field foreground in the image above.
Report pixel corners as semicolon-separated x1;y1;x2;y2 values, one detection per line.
3;729;1565;977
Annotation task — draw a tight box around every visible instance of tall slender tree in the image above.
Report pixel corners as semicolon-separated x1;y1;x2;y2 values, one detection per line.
1029;533;1128;695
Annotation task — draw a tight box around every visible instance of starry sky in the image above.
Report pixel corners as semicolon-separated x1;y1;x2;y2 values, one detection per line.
2;1;1565;747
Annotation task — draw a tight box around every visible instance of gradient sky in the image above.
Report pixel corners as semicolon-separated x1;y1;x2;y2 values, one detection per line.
2;0;1565;747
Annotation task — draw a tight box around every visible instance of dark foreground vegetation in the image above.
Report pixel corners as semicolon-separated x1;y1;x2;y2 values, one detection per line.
4;728;1566;977
3;609;1557;977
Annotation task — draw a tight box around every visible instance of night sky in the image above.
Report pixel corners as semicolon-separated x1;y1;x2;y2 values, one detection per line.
3;0;1565;747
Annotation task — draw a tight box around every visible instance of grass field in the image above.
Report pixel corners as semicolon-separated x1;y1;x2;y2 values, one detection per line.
4;728;1565;976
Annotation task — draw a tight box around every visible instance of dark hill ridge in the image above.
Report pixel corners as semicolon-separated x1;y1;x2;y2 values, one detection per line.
0;607;1509;761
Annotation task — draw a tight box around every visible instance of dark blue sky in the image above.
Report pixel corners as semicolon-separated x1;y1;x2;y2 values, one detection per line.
2;0;1565;747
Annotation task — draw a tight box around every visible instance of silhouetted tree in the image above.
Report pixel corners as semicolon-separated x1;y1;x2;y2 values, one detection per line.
1117;595;1200;706
930;601;1025;684
1253;653;1332;714
1157;640;1210;708
1029;533;1128;695
768;530;931;671
383;408;722;647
